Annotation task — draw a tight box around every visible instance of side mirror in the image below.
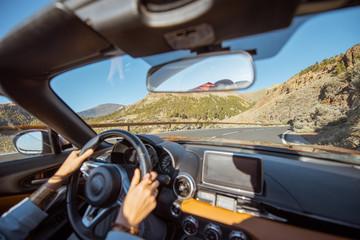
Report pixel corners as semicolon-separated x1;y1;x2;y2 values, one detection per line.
13;130;72;155
13;130;51;155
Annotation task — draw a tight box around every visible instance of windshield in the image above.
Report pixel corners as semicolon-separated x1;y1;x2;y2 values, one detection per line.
51;7;360;156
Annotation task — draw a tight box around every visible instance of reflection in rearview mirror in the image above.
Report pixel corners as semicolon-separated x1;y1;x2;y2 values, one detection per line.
147;51;255;92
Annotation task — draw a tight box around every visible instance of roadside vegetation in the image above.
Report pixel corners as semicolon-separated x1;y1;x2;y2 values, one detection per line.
0;134;15;153
88;94;254;123
86;93;256;134
316;59;360;149
126;95;253;121
299;56;337;76
292;57;360;149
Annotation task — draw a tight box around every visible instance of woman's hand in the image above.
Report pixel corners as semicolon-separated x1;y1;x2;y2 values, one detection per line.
30;149;94;209
114;168;159;229
48;149;94;185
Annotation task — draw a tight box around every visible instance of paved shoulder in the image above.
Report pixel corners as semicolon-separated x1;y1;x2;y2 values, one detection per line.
282;131;312;145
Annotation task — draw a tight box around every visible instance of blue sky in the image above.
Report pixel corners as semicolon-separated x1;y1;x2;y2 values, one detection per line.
0;1;360;112
250;7;360;93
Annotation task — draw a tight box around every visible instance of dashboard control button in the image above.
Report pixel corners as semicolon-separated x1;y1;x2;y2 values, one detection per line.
196;190;216;206
182;216;198;236
229;230;249;240
171;202;181;217
216;194;237;212
204;223;222;240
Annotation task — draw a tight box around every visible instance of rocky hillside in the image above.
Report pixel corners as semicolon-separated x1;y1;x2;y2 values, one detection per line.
0;103;39;126
0;103;41;153
78;103;123;118
231;44;360;149
88;91;254;129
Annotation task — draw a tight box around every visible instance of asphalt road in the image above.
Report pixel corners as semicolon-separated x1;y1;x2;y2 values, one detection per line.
0;126;295;162
156;126;292;144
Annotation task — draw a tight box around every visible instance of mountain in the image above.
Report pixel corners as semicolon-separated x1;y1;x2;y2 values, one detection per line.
88;91;254;124
78;104;123;118
230;44;360;149
0;103;38;126
243;84;281;102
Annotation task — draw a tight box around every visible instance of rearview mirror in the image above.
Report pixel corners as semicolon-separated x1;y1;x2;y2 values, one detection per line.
147;51;255;92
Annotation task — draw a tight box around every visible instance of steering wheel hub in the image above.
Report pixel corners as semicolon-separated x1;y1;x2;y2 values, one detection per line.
91;175;104;195
84;165;122;208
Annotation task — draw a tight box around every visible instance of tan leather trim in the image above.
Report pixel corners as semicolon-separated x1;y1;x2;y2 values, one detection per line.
181;198;253;225
181;199;350;240
0;194;30;214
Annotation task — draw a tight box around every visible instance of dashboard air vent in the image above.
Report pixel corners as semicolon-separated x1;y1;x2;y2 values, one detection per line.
173;174;196;199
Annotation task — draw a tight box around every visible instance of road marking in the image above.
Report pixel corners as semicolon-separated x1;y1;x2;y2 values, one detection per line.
281;130;291;144
243;130;254;132
211;136;217;138
0;152;17;156
222;131;239;136
255;129;264;131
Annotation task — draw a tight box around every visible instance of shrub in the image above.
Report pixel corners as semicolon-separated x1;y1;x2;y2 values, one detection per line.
295;126;314;133
282;118;292;125
319;79;345;101
293;121;304;129
318;127;353;149
334;60;347;75
0;135;15;154
350;60;360;97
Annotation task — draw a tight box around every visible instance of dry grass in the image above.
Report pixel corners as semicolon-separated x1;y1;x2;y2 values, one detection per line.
0;134;16;153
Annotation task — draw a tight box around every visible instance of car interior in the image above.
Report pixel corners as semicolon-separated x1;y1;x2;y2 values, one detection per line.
0;0;360;239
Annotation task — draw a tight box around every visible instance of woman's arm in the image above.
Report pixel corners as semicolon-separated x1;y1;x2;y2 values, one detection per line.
29;149;93;210
0;149;93;240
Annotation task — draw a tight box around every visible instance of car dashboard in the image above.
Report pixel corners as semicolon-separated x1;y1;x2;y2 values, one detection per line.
90;134;360;240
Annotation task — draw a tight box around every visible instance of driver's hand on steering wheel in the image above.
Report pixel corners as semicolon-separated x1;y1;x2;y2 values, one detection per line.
48;149;94;187
30;149;94;210
113;168;159;233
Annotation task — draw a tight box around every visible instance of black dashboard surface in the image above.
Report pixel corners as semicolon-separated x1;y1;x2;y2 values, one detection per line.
183;143;360;228
94;134;360;238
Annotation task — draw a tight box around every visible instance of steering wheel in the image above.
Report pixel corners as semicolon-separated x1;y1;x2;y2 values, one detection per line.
66;129;151;240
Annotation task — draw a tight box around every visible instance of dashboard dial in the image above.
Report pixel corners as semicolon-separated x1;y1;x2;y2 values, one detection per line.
123;144;159;168
124;148;139;166
145;144;159;168
159;152;173;174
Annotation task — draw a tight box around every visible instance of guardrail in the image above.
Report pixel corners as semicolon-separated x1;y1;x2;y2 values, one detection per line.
0;122;286;134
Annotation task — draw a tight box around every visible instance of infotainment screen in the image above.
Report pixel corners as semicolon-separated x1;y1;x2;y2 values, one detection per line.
202;151;263;194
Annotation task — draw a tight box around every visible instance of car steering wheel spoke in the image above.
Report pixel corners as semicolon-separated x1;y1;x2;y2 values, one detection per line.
82;204;117;228
80;161;105;180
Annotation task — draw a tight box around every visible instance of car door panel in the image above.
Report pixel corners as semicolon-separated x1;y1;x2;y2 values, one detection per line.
0;151;71;214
